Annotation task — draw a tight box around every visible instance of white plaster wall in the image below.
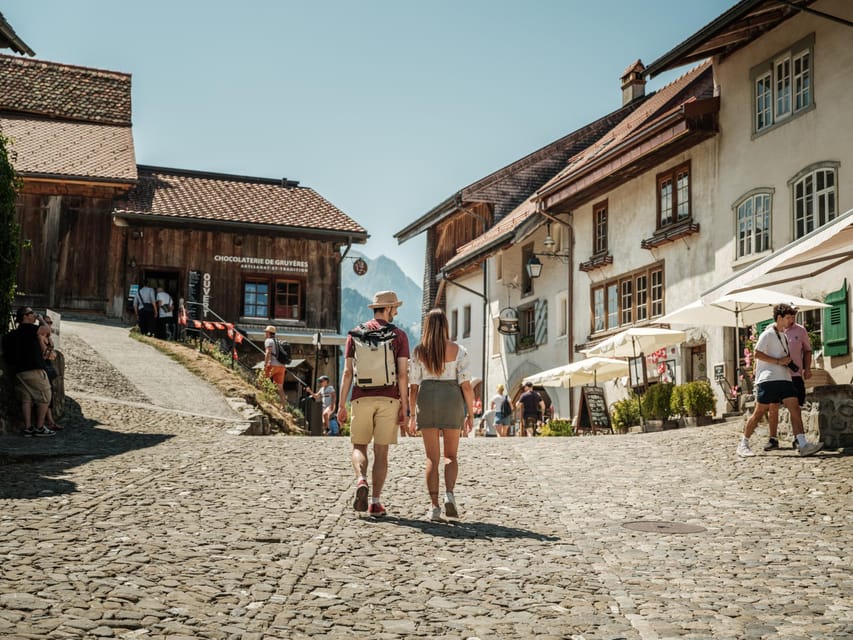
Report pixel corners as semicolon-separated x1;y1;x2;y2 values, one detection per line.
444;268;488;400
713;0;853;387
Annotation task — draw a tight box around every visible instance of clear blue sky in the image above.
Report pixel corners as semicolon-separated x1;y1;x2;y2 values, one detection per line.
6;1;733;281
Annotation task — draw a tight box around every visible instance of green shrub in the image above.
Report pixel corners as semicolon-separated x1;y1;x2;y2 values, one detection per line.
610;395;641;432
682;380;716;417
540;419;573;437
670;384;686;417
642;383;674;420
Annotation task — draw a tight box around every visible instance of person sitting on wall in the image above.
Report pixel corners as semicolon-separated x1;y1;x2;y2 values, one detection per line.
263;325;287;407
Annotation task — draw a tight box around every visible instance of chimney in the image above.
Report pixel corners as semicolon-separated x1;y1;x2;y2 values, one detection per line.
621;59;646;106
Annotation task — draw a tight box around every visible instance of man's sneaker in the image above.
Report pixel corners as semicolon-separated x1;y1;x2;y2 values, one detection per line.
736;441;755;457
428;506;442;522
353;479;369;512
763;438;779;451
444;493;459;518
367;502;386;517
797;442;824;457
24;426;55;438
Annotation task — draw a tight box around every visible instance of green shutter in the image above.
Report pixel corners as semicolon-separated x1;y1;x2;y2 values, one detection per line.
755;319;773;334
823;279;848;357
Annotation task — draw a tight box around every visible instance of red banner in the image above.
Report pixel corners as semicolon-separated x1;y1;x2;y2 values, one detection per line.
215;322;226;330
234;332;244;344
193;320;202;329
203;321;215;331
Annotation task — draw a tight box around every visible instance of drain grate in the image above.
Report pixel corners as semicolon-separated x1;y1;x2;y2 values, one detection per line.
622;520;705;534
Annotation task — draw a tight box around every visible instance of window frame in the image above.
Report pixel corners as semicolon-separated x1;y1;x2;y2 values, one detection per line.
590;263;665;335
733;188;774;261
751;34;815;135
463;305;472;339
451;308;458;341
656;162;691;230
788;161;839;239
242;276;305;321
593;199;608;255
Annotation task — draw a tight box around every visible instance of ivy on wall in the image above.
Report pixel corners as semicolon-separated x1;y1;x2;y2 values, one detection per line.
0;133;21;334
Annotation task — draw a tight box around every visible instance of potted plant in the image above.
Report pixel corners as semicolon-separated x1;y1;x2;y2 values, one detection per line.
610;395;641;433
682;380;716;426
642;383;677;429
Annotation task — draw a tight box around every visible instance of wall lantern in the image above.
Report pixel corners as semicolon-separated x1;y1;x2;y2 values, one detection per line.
128;258;137;269
526;255;543;279
497;307;520;335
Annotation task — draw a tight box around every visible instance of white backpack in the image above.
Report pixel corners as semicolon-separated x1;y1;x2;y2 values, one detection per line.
350;323;398;388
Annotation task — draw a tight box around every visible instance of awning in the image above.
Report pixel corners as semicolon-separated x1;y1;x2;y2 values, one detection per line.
702;208;853;300
241;328;348;345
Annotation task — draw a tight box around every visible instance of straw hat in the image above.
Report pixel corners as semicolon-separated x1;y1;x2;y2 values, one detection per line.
367;290;403;309
264;325;276;334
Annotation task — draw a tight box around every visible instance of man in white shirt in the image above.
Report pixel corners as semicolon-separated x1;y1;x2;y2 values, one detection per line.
737;303;823;458
155;287;174;340
134;281;157;336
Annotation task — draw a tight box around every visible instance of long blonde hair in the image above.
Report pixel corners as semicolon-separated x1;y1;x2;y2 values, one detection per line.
413;308;449;376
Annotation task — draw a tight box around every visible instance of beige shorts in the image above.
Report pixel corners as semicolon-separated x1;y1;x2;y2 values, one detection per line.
350;396;400;446
15;369;52;405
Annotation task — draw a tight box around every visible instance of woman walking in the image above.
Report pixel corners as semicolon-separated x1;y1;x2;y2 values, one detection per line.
408;309;474;521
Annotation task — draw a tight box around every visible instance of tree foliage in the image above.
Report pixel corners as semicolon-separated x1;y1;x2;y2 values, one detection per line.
0;133;21;335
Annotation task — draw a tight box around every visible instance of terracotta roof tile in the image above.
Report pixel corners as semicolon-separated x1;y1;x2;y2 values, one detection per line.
0;54;131;125
0;114;136;182
119;167;367;236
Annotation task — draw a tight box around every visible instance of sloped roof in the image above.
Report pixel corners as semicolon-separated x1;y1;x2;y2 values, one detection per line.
0;114;137;182
540;61;713;198
0;12;34;56
446;62;715;272
0;54;131;125
394;100;641;243
117;166;368;238
645;0;816;78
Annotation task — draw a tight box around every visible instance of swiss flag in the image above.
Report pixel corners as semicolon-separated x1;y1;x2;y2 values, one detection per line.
234;332;245;344
215;322;226;330
203;321;215;331
193;320;202;329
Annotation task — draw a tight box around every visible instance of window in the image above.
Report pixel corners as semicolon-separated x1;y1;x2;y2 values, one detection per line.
451;309;458;341
243;281;269;318
496;253;503;281
463;305;471;338
792;164;838;239
521;243;534;297
243;277;303;320
557;293;568;337
515;299;547;351
593;200;608;254
591;264;664;334
735;191;773;259
752;35;814;134
657;163;690;228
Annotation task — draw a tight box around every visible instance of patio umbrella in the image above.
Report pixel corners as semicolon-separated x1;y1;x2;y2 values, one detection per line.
660;288;830;328
525;357;628;388
659;288;828;385
582;327;687;359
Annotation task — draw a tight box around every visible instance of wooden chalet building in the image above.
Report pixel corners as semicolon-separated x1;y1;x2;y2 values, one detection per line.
1;53;367;400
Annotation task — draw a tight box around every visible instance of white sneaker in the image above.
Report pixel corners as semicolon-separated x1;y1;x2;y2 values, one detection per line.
798;442;824;457
428;506;442;522
444;493;459;518
736;441;755;457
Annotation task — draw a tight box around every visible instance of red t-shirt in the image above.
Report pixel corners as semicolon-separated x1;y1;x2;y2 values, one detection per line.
345;319;410;400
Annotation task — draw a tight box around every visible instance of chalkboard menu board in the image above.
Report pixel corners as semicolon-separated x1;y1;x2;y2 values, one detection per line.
578;386;612;433
187;270;202;321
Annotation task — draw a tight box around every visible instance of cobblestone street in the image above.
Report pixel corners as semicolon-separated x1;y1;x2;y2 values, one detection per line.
1;322;851;640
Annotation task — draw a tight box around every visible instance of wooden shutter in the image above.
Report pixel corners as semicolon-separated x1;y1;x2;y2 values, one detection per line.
823;279;848;356
535;298;548;345
504;333;516;354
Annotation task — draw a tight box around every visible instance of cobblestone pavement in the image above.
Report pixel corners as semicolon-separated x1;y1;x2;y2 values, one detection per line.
1;323;851;639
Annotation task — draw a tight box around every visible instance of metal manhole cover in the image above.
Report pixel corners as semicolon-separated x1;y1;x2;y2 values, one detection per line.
622;521;705;534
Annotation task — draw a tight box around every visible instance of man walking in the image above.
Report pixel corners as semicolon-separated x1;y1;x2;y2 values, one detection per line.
134;280;157;336
263;325;287;407
2;307;55;437
518;381;544;436
763;309;812;451
337;291;409;517
737;303;823;458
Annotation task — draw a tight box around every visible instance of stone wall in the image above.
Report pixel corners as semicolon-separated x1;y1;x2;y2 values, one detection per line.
766;384;853;449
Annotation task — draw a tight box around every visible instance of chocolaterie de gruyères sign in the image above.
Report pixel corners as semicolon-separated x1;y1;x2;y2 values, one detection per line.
214;254;308;274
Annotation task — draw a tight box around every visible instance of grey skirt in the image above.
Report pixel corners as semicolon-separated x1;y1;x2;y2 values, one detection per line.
416;379;464;430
